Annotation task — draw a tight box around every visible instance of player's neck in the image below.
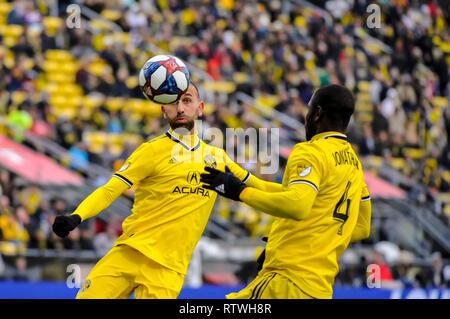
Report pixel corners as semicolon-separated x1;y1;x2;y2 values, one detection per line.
316;125;346;136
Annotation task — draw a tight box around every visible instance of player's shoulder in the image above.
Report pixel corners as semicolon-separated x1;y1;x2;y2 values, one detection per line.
200;140;226;155
147;133;170;144
132;134;169;155
291;140;324;158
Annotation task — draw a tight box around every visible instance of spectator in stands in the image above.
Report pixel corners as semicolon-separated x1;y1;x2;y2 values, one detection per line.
68;142;90;172
418;252;450;288
93;223;118;256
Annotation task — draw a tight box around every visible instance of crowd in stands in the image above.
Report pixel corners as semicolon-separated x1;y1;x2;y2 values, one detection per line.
0;0;449;285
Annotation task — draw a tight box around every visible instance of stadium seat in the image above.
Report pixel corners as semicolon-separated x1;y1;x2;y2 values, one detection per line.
45;49;73;62
42;16;62;36
433;96;448;109
202;81;236;93
403;148;426;160
105;97;124;112
100;9;122;21
357;81;371;92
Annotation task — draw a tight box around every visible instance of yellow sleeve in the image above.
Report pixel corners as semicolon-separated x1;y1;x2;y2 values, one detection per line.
223;151;284;192
112;142;155;187
245;174;284;192
239;182;317;220
350;198;371;243
223;152;251;182
71;177;128;222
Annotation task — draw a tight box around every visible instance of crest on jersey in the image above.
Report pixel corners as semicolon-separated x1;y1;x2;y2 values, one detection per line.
118;162;130;172
297;161;312;177
204;155;217;168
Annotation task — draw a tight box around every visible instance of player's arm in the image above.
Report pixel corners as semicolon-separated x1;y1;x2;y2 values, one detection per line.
52;142;154;238
52;178;128;238
350;188;371;243
72;177;129;222
238;182;317;220
225;153;284;193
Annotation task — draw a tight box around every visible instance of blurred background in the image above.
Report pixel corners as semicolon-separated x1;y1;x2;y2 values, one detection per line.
0;0;449;299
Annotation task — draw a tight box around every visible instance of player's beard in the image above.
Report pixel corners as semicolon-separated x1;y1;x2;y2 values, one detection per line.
167;113;197;132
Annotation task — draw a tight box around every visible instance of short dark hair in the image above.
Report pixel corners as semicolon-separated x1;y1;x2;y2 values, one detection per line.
310;84;355;128
190;81;203;101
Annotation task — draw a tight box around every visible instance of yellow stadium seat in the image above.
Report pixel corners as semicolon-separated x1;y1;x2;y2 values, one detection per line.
111;32;130;46
126;76;138;89
305;59;315;70
357;81;371;92
357;103;373;112
105;97;124;111
46;72;75;83
233;72;248;84
357;92;372;102
89;19;111;32
294;15;306;28
202;81;236;93
120;133;141;145
203;103;214;115
256;95;279;108
181;8;195;25
2;36;18;47
0;2;11;15
62;83;83;96
390;157;406;170
0;24;23;37
45;49;73;62
11;91;27;105
403;147;426;159
42;16;62;36
83;95;104;109
433;96;448;109
366;156;383;167
108;133;123;146
42;60;61;73
100;9;122;21
88;60;111;76
440;42;450;53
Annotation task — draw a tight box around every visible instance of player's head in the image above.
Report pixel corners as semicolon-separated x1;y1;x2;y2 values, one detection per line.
305;84;355;141
161;82;204;132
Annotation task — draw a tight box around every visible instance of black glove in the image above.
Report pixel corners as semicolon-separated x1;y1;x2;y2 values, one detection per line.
200;166;247;201
52;214;81;238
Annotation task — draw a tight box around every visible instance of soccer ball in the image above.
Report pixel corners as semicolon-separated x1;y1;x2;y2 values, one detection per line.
139;55;190;104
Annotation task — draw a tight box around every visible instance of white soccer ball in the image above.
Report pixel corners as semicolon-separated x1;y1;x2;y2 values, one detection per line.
138;55;190;104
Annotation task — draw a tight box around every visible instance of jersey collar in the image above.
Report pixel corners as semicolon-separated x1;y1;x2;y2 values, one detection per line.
166;128;201;151
310;131;348;142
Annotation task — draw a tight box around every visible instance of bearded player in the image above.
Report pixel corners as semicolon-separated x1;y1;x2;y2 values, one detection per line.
201;84;371;299
52;82;283;299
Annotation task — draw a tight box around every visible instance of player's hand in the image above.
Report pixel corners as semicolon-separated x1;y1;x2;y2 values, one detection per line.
52;214;82;238
200;166;247;201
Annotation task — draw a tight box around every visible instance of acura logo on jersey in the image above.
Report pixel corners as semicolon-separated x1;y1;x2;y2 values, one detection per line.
172;171;210;198
187;171;201;185
172;186;211;198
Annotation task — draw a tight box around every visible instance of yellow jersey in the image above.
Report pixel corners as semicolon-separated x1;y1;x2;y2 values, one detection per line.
113;129;250;275
262;131;370;299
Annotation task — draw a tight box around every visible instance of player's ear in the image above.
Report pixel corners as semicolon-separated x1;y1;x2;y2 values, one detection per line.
197;101;204;117
161;105;167;119
314;105;323;123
